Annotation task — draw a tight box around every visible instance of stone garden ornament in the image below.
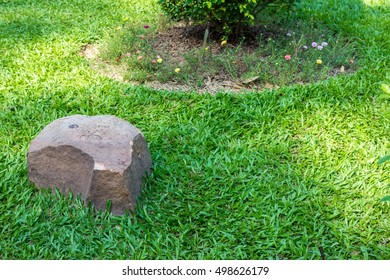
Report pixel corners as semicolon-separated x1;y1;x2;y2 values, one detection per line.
27;115;152;215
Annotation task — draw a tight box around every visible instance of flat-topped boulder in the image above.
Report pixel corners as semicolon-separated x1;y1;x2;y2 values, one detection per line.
27;115;152;215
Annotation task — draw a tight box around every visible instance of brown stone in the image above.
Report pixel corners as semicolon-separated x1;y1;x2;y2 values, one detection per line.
27;115;152;215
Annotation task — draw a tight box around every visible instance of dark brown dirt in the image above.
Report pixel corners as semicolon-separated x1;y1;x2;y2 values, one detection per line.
147;24;268;93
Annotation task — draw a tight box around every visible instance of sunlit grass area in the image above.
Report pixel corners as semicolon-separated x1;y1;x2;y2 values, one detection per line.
0;0;389;259
364;0;390;6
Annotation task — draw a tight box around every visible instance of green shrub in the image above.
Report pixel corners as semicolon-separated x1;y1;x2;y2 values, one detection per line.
158;0;296;38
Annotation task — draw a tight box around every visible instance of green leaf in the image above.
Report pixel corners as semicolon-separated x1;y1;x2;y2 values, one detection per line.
377;94;390;100
382;84;390;94
380;195;390;202
378;155;390;164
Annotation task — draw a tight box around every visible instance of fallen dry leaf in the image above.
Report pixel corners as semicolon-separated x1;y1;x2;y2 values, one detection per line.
264;82;280;90
241;76;259;84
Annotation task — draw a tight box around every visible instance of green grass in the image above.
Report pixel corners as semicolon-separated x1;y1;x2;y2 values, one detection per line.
0;0;389;259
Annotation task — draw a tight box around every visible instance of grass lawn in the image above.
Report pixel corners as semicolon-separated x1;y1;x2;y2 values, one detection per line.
0;0;389;259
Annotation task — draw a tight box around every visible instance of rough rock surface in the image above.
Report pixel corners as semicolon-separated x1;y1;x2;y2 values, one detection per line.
27;115;152;215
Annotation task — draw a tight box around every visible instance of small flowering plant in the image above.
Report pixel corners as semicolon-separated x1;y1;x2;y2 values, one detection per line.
104;15;357;88
310;42;328;50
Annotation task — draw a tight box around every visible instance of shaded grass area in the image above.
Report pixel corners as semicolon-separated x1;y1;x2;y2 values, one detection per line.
0;0;389;259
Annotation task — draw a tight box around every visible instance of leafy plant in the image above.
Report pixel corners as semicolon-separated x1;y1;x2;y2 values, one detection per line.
379;155;390;202
158;0;296;38
379;83;390;100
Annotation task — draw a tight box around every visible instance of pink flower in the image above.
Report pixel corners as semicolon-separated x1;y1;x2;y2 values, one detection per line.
151;60;156;64
126;53;131;57
137;56;143;60
312;42;318;47
143;25;150;29
285;54;291;61
321;42;328;47
317;46;323;50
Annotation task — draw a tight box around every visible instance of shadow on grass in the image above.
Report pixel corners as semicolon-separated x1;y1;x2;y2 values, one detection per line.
0;0;134;43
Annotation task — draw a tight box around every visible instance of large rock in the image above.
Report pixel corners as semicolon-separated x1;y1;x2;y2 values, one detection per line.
27;115;152;215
